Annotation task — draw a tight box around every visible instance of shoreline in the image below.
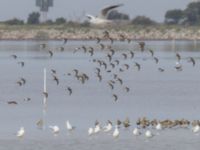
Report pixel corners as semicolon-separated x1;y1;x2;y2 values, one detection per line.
1;24;200;41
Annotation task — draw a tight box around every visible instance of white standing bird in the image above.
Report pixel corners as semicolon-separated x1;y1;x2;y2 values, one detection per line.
103;123;113;132
16;127;25;138
155;123;162;130
49;125;60;135
133;127;141;136
113;125;119;138
66;120;75;131
88;127;94;136
86;4;124;25
192;125;200;133
94;124;101;134
145;130;153;138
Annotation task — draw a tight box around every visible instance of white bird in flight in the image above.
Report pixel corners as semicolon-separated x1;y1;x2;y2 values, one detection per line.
86;4;124;25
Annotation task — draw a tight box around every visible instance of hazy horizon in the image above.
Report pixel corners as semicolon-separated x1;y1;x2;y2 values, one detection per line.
0;0;191;22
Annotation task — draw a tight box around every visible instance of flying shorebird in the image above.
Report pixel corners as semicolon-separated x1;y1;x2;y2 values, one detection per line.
17;61;25;67
36;119;44;129
188;57;195;67
66;87;72;96
11;54;17;59
86;4;124;25
7;101;18;105
48;50;53;57
112;94;118;101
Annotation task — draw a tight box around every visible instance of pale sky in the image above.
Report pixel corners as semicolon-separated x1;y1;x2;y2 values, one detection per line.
0;0;192;22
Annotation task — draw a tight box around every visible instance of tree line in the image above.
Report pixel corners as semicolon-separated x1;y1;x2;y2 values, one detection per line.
1;1;200;26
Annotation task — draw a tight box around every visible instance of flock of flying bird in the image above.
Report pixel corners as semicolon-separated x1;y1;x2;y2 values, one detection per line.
5;30;198;139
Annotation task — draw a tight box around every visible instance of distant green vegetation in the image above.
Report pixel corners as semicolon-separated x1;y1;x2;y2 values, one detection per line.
1;1;200;27
165;2;200;25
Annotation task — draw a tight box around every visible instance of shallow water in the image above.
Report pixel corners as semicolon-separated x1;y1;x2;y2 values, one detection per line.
0;40;200;149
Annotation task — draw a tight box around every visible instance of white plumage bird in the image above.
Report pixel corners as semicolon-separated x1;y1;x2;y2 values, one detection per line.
49;125;60;135
16;127;25;138
133;127;141;136
103;123;112;132
94;124;101;133
113;126;119;138
88;127;94;136
145;130;153;138
192;125;200;133
86;4;123;25
155;123;162;130
66;120;75;131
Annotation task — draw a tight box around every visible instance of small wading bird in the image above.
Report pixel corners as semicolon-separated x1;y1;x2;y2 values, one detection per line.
66;120;75;131
86;4;123;25
49;125;60;136
16;127;25;138
113;125;119;138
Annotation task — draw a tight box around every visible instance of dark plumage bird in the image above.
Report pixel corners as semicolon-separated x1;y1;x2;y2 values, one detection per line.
11;54;17;59
96;37;101;43
117;120;122;126
63;38;68;44
158;68;165;72
103;30;110;38
176;53;181;61
124;87;130;92
48;50;53;57
112;94;118;101
16;81;22;86
17;61;25;67
122;53;128;59
123;118;131;128
53;75;59;85
99;43;105;50
114;60;120;65
7;101;18;105
153;57;159;64
24;97;31;101
130;51;134;59
66;87;72;96
108;82;114;90
123;64;129;70
117;78;123;85
40;43;46;49
51;69;56;74
43;92;48;98
20;78;26;85
149;49;154;57
135;62;141;71
188;57;195;67
59;46;65;52
138;41;145;52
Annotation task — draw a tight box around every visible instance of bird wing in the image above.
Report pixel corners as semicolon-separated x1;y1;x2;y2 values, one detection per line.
100;4;123;18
